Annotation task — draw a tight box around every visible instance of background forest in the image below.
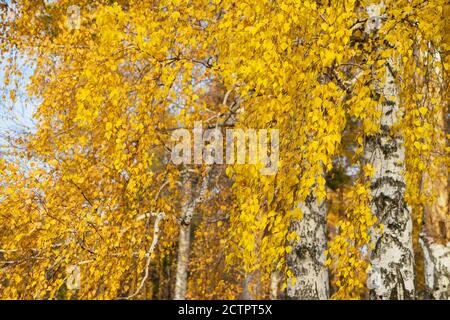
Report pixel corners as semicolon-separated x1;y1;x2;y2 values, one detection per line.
0;0;449;300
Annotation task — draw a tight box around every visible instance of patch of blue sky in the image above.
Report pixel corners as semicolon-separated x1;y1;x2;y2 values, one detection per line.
0;49;38;160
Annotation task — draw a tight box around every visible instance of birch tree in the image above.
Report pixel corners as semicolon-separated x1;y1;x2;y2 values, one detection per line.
1;0;448;300
362;3;416;300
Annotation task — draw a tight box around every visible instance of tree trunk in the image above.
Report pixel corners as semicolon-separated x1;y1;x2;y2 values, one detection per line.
286;195;329;299
174;170;193;300
174;223;191;300
174;167;211;299
364;4;415;300
419;235;450;299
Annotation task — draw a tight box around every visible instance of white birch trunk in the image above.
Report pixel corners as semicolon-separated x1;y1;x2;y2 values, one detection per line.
174;223;192;300
286;195;329;299
419;235;450;299
174;168;211;300
364;4;415;300
174;171;192;300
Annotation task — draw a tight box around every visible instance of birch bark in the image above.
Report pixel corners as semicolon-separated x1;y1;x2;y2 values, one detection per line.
174;168;211;299
419;235;450;299
364;4;415;300
174;223;192;300
287;195;329;299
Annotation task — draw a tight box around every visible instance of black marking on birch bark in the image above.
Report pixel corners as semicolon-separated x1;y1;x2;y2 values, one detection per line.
366;136;404;160
371;177;406;191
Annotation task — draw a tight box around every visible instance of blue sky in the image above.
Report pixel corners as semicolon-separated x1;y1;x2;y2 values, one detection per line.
0;51;37;151
1;0;37;150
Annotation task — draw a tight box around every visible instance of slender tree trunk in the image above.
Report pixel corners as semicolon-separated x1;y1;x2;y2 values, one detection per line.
286;194;329;299
174;167;211;299
174;171;192;300
364;4;415;300
174;223;192;300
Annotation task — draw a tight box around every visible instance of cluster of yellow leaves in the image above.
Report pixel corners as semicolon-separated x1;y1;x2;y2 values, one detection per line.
327;165;380;299
1;0;220;299
219;0;355;286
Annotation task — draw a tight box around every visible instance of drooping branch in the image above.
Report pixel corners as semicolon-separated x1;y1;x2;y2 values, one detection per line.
125;212;165;300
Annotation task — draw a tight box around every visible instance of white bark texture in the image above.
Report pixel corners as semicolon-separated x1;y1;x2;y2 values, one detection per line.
364;4;415;300
174;168;211;300
174;223;192;300
286;195;329;299
174;171;193;300
419;235;450;299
